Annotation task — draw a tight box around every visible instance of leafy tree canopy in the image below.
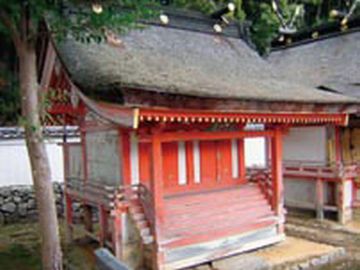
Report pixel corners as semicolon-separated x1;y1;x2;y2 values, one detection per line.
172;0;360;53
0;0;160;125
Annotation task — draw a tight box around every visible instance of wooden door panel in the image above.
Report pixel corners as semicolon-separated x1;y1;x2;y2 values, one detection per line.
217;140;233;183
199;141;217;186
163;142;179;189
139;142;151;184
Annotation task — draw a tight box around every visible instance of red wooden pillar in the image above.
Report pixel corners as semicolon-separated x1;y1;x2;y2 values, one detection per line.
151;133;165;269
65;192;73;243
151;134;164;222
63;140;76;243
113;208;123;259
271;128;284;234
238;139;246;183
99;205;109;246
265;137;272;168
80;124;93;233
334;127;348;224
80;124;88;183
316;178;324;220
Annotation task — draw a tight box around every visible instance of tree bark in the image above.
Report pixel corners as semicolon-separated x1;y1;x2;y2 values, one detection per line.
18;43;63;270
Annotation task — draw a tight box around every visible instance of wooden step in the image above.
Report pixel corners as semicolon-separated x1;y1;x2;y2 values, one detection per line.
163;211;275;239
165;186;262;208
128;205;142;214
164;210;273;230
135;219;149;230
131;213;145;221
143;235;154;245
163;199;271;224
124;195;155;246
158;185;277;250
164;193;267;214
139;228;152;239
161;216;278;249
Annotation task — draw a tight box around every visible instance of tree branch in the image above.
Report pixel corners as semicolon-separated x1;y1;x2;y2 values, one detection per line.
0;10;23;54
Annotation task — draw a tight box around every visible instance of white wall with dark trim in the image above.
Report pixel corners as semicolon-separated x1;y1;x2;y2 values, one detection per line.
0;138;79;186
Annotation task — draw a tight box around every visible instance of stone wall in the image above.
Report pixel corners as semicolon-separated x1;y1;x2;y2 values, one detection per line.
0;183;67;224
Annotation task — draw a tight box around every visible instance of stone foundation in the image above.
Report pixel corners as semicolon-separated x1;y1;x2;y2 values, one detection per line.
0;183;81;224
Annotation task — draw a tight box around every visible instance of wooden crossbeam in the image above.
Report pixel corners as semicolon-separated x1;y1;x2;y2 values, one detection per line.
153;130;275;143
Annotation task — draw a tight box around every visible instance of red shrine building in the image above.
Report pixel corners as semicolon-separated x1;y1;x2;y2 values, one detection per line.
269;24;360;224
39;11;358;269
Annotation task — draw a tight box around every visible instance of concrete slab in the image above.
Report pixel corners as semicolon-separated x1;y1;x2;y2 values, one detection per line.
209;237;344;270
212;254;269;270
255;237;337;265
344;221;360;233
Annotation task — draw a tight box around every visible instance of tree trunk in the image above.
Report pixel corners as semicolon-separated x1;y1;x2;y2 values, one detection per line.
18;43;63;270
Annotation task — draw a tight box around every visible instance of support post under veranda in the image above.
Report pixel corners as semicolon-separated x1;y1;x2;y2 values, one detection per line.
334;126;349;224
316;178;325;220
151;133;165;270
65;192;74;243
99;204;109;246
63;144;73;243
112;204;141;267
112;207;124;260
271;127;285;234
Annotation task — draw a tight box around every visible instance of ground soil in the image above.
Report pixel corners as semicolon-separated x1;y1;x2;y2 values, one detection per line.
1;216;360;270
285;213;360;270
0;221;97;270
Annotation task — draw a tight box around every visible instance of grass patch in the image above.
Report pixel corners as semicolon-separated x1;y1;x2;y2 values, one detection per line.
0;243;41;270
0;220;97;270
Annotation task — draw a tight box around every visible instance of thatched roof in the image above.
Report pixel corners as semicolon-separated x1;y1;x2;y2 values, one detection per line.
268;31;360;98
55;22;357;105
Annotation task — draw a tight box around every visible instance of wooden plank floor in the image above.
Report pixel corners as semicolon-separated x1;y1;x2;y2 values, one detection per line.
160;184;277;250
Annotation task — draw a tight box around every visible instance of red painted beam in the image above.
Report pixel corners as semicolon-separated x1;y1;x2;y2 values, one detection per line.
156;130;275;143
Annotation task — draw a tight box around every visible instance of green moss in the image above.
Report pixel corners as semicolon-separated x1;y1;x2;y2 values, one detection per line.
0;244;41;270
0;221;97;270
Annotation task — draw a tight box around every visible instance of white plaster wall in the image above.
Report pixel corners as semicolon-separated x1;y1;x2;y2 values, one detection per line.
245;137;266;167
0;138;76;186
283;127;327;163
345;180;353;208
0;136;267;187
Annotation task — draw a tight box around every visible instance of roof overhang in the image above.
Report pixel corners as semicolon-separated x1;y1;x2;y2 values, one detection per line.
137;108;348;127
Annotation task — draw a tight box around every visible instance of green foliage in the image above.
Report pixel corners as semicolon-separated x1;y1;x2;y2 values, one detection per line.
173;0;216;14
0;0;359;56
170;0;360;53
48;1;159;43
0;0;160;44
0;1;161;125
0;71;20;126
250;2;281;55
